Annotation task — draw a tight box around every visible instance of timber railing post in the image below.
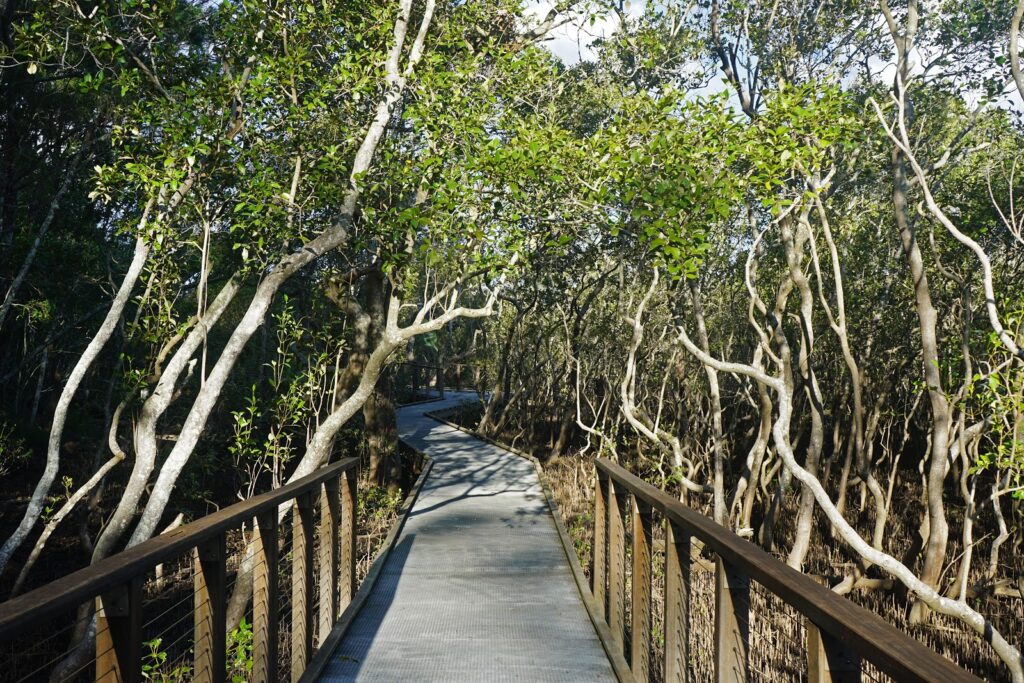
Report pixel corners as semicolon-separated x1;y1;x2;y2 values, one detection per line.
592;470;607;620
319;478;341;637
714;557;750;683
607;482;626;654
340;468;357;610
95;577;143;683
807;619;861;683
253;512;279;683
194;534;227;683
664;521;691;683
292;492;315;682
630;497;653;681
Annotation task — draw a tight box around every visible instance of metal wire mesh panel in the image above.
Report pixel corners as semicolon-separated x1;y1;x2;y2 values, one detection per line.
687;561;715;682
0;460;357;683
747;579;807;682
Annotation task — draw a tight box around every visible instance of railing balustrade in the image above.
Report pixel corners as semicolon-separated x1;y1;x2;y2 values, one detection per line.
0;458;358;683
591;457;982;683
394;361;478;395
0;449;992;682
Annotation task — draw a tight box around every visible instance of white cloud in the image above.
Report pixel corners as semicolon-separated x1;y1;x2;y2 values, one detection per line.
524;1;641;65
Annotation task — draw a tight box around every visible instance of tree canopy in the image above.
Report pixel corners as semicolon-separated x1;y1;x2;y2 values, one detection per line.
1;0;1023;679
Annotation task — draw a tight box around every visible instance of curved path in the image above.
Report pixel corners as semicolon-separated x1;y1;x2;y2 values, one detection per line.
318;392;616;682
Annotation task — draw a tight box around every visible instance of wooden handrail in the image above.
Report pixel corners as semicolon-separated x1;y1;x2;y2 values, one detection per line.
592;457;983;683
394;361;480;394
394;361;476;370
0;457;359;683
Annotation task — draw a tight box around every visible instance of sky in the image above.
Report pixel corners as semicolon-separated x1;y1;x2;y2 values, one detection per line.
523;1;736;101
523;1;627;65
523;0;1024;116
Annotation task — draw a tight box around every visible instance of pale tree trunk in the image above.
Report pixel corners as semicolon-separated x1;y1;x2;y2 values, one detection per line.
760;448;791;552
676;318;1024;681
987;472;1010;581
10;450;123;595
1011;0;1024;106
0;162;78;333
90;276;241;562
83;4;281;561
128;234;349;544
11;390;130;593
734;360;772;533
292;269;508;481
806;188;888;550
892;141;954;622
0;233;150;577
953;475;977;601
757;252;799;551
879;0;953;621
873;86;1023;362
226;526;255;631
744;204;801;551
782;212;825;570
552;267;613;460
730;211;773;531
127;0;439;547
620;273;708;496
688;279;727;525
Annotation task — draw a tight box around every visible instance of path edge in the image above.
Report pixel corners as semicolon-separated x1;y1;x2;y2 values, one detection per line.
299;444;435;683
424;405;635;683
396;394;446;407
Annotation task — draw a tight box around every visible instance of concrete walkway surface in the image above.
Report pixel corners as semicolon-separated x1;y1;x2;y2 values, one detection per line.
317;392;616;682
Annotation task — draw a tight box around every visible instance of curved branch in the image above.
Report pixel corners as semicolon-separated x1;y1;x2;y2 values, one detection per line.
675;321;1024;680
871;94;1023;363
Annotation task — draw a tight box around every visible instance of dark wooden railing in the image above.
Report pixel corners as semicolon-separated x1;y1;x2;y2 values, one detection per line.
591;458;982;683
395;360;478;395
0;458;358;683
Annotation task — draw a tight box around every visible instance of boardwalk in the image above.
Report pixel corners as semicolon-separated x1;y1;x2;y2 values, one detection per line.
0;392;986;682
318;393;616;682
